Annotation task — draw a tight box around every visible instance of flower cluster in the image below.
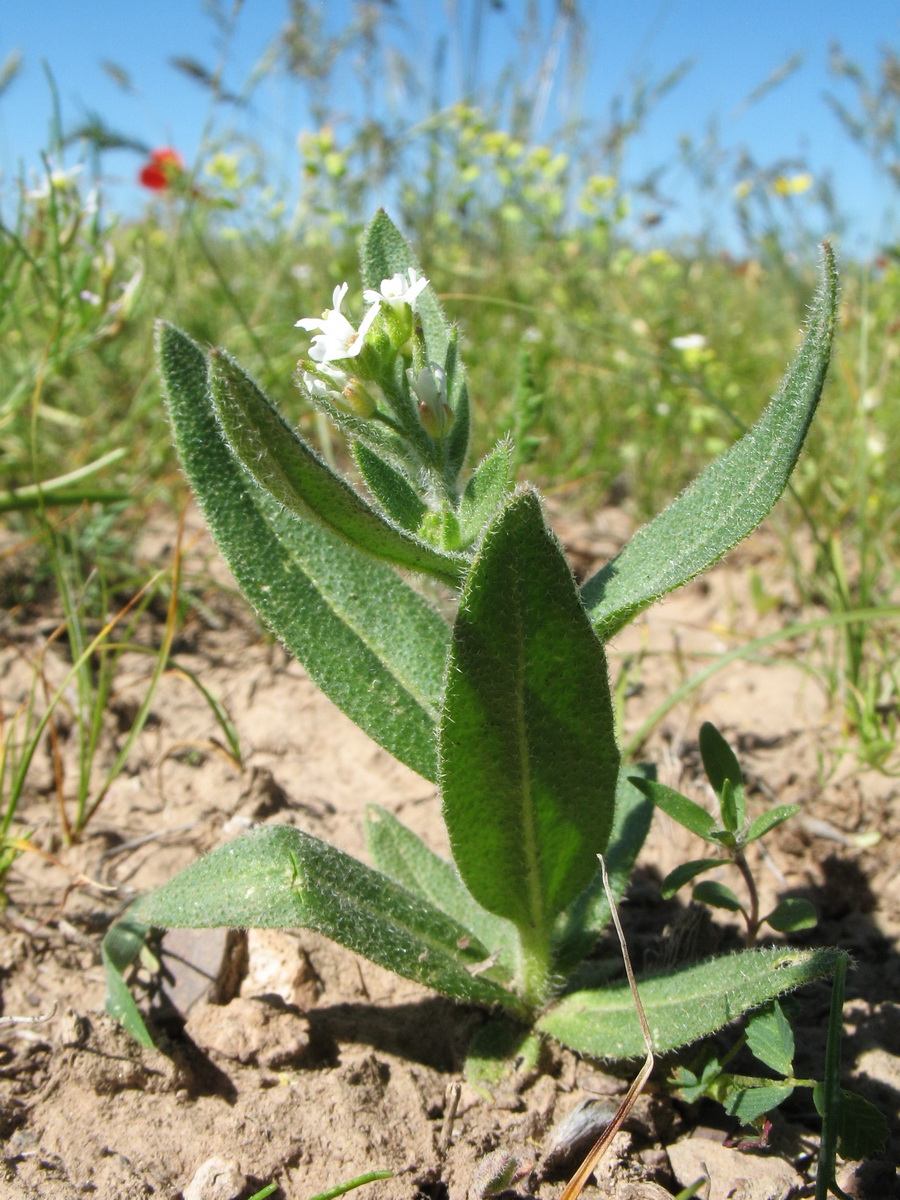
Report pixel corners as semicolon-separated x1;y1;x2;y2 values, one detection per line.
295;268;452;437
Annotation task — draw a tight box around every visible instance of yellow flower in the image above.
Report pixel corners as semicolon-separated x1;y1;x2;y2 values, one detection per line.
772;173;813;196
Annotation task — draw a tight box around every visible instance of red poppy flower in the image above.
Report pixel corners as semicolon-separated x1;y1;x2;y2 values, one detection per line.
139;147;185;190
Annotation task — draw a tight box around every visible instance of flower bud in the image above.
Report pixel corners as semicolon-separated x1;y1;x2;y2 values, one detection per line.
411;363;454;439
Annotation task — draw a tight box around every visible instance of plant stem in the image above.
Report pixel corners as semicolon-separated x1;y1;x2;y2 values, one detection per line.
517;925;553;1010
734;849;760;946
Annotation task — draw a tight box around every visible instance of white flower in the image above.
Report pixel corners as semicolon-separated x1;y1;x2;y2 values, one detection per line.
670;333;708;352
411;362;447;410
411;362;453;437
295;282;380;363
26;163;84;201
301;361;350;400
363;268;428;310
300;361;383;418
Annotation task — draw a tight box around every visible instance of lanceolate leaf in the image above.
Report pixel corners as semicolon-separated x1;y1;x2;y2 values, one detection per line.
353;441;426;533
207;349;465;585
745;804;801;842
581;244;837;639
364;804;518;976
102;916;154;1049
459;440;513;547
630;776;718;840
439;489;620;936
158;321;449;781
132;825;525;1016
537;946;841;1059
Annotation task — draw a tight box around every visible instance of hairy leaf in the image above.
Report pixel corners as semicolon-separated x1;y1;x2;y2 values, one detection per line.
158;321;449;780
207;348;464;584
364;804;518;975
353;441;426;533
132;825;525;1015
581;244;837;639
459;440;513;546
440;489;620;937
553;765;655;974
537;946;841;1059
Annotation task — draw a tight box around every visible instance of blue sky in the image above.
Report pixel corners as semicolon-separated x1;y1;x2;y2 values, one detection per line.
1;1;899;253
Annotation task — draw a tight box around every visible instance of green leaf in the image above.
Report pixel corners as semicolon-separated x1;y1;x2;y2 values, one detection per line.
700;724;745;830
439;489;620;937
745;1000;795;1075
660;857;723;899
360;211;470;478
353;441;427;533
102;916;154;1049
718;777;744;835
131;825;525;1016
630;776;718;840
536;946;841;1059
699;722;744;798
813;1086;889;1161
458;440;512;547
443;328;472;482
723;1081;794;1123
158;322;449;781
581;244;837;639
745;804;801;843
207;348;465;586
553;765;655;974
765;897;817;933
693;879;744;913
364;804;517;975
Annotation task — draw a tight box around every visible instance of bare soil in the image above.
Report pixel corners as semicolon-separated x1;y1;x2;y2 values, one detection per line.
1;504;898;1200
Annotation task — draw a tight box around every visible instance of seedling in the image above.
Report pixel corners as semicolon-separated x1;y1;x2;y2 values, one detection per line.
631;721;818;947
104;211;840;1067
670;984;886;1185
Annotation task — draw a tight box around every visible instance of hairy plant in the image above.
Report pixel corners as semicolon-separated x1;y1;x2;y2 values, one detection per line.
104;211;839;1069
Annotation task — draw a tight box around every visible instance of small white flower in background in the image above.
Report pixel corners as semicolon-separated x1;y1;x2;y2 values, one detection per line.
79;290;102;307
295;282;380;363
670;333;707;352
364;268;428;310
26;163;84;201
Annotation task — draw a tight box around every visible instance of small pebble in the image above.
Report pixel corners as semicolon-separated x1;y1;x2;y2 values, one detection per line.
183;1156;247;1200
